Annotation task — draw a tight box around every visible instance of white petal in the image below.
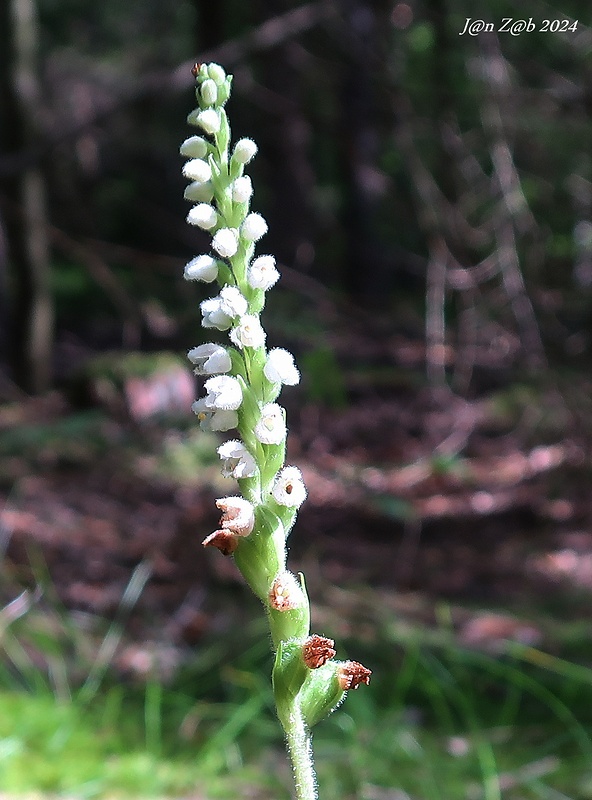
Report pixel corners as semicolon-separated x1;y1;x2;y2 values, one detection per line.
180;136;208;158
232;138;258;164
184;254;218;282
212;228;239;258
184;181;214;203
241;213;268;242
254;403;286;445
229;315;266;349
197;109;221;134
204;375;243;410
187;203;218;230
247;255;279;290
187;343;232;374
272;466;307;508
264;348;300;385
232;176;253;204
182;159;212;182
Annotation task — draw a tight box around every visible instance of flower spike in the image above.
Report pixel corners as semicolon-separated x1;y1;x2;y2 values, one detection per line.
182;61;370;800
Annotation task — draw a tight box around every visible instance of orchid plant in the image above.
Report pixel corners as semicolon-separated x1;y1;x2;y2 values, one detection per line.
181;61;371;800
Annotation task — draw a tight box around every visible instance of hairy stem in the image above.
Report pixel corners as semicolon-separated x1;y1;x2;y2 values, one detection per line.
285;704;317;800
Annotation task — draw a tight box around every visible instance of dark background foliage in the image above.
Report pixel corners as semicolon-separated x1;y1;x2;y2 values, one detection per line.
2;0;590;393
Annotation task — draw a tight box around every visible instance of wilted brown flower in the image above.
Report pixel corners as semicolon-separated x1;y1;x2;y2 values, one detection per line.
269;571;303;611
337;661;372;690
202;529;239;556
302;635;336;669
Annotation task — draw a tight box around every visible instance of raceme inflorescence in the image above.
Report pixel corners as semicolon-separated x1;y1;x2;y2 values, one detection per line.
181;61;371;800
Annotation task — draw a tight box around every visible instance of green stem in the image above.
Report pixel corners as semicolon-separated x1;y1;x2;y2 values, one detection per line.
285;703;317;800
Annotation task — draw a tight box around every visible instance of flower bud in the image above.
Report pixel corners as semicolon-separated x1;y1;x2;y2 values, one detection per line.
184;181;214;203
231;176;253;204
208;63;226;85
184;254;218;282
200;78;218;106
196;108;221;135
182;159;212;182
232;138;258;164
241;212;268;242
180;136;208;159
186;203;218;230
212;228;239;258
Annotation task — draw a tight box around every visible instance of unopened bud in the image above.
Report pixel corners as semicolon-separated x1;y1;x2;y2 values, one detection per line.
196;109;221;135
180;136;208;159
208;63;226;85
232;138;258;165
200;79;218;106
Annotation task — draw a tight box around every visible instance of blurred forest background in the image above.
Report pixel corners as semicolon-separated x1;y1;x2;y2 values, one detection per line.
1;0;592;797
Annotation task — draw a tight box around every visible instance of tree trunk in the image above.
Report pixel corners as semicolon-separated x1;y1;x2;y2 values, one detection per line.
0;0;53;393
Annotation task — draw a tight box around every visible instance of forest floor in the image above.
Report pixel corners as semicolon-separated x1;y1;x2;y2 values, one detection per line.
2;326;592;676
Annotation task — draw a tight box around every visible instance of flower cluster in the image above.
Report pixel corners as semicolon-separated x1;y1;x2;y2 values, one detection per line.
182;62;369;800
181;63;306;545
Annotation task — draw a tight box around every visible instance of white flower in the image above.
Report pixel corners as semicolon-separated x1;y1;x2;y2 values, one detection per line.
254;403;286;445
272;466;307;508
208;64;226;85
200;79;218;106
241;212;268;242
212;228;239;258
264;348;300;385
217;440;257;479
229;315;266;349
247;255;279;290
192;399;238;432
196;108;221;135
232;138;258;164
184;254;218;282
203;375;242;410
187;343;232;375
180;136;208;159
216;496;255;536
200;286;248;329
200;296;233;329
182;159;212;182
184;181;214;203
187;203;218;230
231;176;253;204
